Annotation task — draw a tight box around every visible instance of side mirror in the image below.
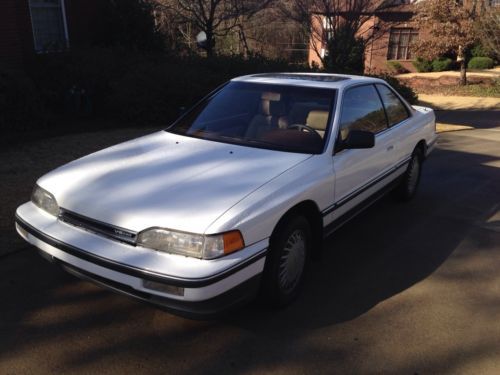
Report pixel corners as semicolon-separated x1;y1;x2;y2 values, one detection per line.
343;130;375;149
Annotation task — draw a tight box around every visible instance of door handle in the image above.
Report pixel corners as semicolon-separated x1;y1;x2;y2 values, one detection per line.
386;145;394;151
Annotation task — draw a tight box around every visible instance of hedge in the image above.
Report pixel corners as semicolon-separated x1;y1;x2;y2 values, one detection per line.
1;48;418;139
468;57;495;70
413;58;432;73
386;61;409;74
431;58;453;72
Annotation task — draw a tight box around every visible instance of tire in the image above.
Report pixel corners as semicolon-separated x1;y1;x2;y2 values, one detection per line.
261;215;311;307
394;148;423;201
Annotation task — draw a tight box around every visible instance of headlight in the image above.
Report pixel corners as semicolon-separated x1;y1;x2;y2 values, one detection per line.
31;185;60;216
137;228;244;259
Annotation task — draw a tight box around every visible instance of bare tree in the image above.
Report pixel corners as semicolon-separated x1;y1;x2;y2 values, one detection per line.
413;0;479;85
156;0;274;57
234;5;310;60
279;0;393;69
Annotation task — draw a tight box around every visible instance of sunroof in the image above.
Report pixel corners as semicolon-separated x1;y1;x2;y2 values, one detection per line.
251;73;350;82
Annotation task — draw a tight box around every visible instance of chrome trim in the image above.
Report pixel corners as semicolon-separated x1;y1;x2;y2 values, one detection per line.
58;208;137;245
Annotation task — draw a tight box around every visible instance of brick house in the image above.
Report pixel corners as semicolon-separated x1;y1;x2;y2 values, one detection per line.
308;0;499;73
0;0;105;68
308;1;420;73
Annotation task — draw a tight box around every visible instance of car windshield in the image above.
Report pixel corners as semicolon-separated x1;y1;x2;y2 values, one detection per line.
167;81;336;154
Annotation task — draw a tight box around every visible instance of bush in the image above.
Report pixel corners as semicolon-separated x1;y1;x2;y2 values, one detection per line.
413;57;432;73
386;61;409;74
22;49;312;126
470;44;492;58
0;68;47;133
468;56;495;70
431;57;453;72
324;26;365;74
100;0;165;53
369;74;418;104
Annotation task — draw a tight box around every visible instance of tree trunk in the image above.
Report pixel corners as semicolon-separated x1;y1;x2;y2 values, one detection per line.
460;59;467;86
206;43;214;57
205;29;215;58
457;45;467;86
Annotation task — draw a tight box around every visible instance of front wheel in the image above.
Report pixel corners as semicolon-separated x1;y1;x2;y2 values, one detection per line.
261;216;311;307
394;148;423;201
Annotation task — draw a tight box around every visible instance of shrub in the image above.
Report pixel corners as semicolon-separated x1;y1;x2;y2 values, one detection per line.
413;57;432;72
386;61;409;74
468;57;495;70
0;68;47;133
23;49;312;125
431;57;453;72
470;43;491;58
324;25;365;74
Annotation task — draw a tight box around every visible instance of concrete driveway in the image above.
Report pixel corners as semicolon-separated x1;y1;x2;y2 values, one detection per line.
1;112;499;374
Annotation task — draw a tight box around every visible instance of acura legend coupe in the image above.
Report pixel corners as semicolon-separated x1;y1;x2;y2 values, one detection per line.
15;73;437;318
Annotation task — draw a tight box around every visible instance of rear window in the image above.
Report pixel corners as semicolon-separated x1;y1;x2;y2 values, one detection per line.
376;84;410;126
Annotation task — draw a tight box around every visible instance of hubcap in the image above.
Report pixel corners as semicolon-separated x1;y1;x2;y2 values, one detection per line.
278;229;306;294
407;156;420;194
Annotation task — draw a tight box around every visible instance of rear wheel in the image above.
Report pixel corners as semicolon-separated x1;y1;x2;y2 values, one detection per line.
261;216;311;307
394;148;423;201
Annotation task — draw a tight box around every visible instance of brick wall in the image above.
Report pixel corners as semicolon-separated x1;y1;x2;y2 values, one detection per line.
64;0;106;48
307;8;418;73
0;0;105;69
0;0;34;68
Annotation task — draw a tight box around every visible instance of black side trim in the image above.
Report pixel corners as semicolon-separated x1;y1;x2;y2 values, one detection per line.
15;216;267;288
49;254;261;319
322;157;410;216
323;174;403;238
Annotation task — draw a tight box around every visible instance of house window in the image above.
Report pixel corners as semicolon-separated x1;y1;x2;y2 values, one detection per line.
29;0;69;52
387;28;418;60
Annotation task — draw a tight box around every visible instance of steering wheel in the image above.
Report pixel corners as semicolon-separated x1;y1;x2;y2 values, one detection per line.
288;124;323;140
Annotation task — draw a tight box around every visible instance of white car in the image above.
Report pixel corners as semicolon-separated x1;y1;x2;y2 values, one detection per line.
15;73;437;318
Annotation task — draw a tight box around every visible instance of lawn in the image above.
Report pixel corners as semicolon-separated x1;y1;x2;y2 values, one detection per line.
415;83;500;98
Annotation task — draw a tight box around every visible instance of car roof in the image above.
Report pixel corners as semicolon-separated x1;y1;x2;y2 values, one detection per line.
232;73;384;90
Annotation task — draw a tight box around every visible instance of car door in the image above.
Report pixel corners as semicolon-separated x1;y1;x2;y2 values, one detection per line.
374;83;413;165
324;84;395;225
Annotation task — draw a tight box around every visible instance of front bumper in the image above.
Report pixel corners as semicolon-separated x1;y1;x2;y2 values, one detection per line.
15;202;267;318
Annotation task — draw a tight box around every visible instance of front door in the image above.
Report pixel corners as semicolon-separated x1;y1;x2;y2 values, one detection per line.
325;84;396;226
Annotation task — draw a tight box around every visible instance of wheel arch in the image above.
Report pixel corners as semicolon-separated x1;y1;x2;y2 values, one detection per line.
270;200;323;259
415;139;427;160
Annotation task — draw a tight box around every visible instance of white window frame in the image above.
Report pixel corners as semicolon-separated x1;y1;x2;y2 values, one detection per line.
28;0;70;53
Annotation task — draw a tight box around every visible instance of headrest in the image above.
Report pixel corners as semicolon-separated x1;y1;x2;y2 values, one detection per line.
261;100;286;117
306;110;329;130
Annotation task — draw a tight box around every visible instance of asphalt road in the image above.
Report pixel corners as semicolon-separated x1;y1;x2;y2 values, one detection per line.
1;111;499;374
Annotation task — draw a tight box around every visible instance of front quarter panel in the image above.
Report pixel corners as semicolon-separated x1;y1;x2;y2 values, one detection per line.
205;154;334;245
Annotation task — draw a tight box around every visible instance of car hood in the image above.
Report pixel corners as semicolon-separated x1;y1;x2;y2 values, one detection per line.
38;131;311;234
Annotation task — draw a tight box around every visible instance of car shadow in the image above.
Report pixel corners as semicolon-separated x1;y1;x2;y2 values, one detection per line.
435;110;500;129
1;130;499;373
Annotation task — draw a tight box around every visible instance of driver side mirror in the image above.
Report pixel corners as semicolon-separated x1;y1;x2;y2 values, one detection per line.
343;130;375;149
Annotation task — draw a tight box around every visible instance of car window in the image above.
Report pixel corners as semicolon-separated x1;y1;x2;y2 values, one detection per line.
168;82;336;154
376;84;409;126
339;85;387;142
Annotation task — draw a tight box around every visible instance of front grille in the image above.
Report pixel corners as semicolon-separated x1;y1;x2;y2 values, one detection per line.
58;208;137;245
